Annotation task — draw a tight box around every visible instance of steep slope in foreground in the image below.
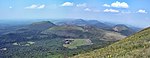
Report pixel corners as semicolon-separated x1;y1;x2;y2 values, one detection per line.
71;27;150;58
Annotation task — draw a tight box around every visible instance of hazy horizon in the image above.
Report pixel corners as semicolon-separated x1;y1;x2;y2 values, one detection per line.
0;18;148;28
0;0;150;28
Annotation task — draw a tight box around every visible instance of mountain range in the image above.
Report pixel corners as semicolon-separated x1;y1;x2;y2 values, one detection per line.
0;19;143;58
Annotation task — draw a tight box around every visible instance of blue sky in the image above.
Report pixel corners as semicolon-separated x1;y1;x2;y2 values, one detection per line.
0;0;150;27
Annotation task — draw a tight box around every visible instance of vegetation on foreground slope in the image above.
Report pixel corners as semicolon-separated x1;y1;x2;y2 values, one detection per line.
71;27;150;58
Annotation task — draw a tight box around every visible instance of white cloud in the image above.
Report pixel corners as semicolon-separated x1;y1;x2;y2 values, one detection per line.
25;4;38;9
37;5;45;9
111;1;129;8
83;8;100;12
137;9;147;13
103;1;129;8
25;4;45;9
84;8;91;11
103;4;110;7
76;3;87;7
61;2;74;6
104;9;119;13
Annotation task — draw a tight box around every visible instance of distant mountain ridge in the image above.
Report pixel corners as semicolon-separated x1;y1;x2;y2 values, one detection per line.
55;19;111;30
55;19;140;36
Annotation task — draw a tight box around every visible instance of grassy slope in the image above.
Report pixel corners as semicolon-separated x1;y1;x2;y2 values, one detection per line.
71;27;150;58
